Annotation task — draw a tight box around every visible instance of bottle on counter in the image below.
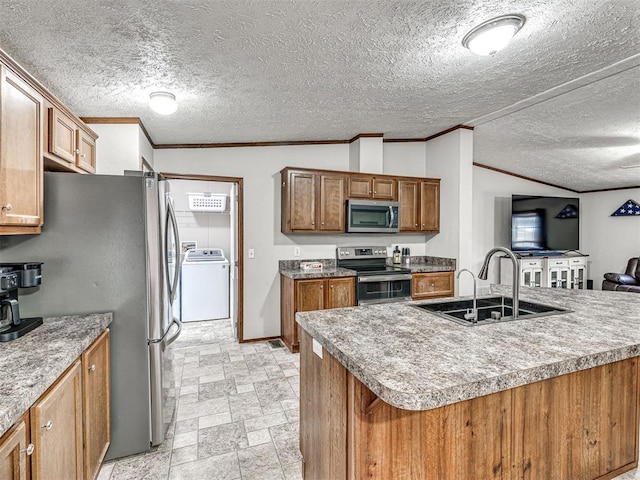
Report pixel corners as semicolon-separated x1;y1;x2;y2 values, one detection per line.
403;247;411;265
393;246;401;264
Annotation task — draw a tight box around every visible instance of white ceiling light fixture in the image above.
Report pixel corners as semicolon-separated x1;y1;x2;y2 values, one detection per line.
462;14;526;56
149;91;178;115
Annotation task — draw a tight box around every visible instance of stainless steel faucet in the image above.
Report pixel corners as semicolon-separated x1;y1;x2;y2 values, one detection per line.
478;247;520;319
457;268;477;323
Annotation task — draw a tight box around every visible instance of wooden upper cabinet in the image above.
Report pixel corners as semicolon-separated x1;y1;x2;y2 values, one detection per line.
76;129;96;174
82;330;110;480
48;107;76;164
0;414;30;480
347;176;372;198
282;168;346;233
0;66;44;234
30;360;83;480
318;173;345;232
372;177;395;200
420;179;440;232
287;171;316;232
45;105;97;173
398;178;440;233
347;175;396;200
398;180;419;232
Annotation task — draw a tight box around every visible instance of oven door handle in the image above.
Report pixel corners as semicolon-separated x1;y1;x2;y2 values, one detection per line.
358;274;412;283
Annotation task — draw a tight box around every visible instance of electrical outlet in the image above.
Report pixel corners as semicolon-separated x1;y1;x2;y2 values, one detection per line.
248;248;255;259
294;246;301;257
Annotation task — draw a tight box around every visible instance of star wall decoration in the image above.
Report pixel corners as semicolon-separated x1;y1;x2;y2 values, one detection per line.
611;199;640;216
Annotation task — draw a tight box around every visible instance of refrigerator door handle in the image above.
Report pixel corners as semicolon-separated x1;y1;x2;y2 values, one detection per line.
149;316;182;345
164;317;182;346
165;199;181;304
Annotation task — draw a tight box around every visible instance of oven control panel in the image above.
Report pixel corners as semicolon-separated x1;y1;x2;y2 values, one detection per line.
337;247;388;259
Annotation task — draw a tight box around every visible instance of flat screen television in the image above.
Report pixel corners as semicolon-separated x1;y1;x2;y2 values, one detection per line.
511;195;580;252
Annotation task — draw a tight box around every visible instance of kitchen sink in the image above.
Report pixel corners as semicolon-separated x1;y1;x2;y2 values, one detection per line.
413;295;570;326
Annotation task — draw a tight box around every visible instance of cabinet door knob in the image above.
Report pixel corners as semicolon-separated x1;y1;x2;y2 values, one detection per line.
321;222;324;225
2;203;11;211
330;285;334;288
43;421;53;430
415;224;418;227
89;364;96;372
320;285;323;289
21;444;34;456
374;191;377;194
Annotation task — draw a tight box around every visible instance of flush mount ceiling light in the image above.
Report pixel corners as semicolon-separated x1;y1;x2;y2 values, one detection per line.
462;14;526;56
149;91;178;115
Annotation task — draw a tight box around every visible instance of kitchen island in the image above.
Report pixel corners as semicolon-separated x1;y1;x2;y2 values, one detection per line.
296;286;640;479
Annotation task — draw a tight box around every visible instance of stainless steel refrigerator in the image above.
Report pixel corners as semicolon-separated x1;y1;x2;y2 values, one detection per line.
0;171;183;460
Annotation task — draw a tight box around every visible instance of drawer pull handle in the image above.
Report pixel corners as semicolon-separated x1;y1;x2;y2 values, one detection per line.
43;421;53;431
21;444;34;456
2;203;11;211
89;364;96;372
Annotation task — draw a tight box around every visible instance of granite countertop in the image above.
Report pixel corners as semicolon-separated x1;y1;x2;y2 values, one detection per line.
279;267;357;279
279;255;455;279
0;313;113;438
296;286;640;411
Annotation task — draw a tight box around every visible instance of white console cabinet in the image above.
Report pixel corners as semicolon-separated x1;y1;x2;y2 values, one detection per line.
501;255;588;290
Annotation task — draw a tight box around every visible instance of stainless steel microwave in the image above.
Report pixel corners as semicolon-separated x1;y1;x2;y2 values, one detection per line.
346;199;399;233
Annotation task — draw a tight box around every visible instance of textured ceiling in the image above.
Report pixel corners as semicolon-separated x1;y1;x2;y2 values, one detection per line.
0;0;638;190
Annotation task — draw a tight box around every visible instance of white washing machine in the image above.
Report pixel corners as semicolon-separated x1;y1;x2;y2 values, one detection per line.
181;248;230;322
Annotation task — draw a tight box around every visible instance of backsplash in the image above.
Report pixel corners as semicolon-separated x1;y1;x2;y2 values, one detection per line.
278;258;336;270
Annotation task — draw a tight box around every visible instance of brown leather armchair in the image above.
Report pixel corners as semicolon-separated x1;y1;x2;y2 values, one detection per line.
602;257;640;292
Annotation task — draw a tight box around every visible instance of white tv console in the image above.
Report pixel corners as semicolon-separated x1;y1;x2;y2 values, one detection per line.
500;253;588;290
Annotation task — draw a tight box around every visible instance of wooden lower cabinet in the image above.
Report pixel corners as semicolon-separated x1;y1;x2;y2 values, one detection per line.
0;330;110;480
30;360;83;480
300;329;639;480
0;414;30;480
281;275;355;353
411;271;454;299
82;330;111;480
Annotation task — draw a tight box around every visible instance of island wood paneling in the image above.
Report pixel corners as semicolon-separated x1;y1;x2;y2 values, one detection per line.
512;357;639;480
299;328;640;480
348;376;512;479
300;330;348;480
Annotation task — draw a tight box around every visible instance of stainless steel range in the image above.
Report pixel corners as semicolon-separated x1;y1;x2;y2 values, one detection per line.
337;247;412;306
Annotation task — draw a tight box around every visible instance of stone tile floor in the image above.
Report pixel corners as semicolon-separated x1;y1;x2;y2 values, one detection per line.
98;319;302;480
96;318;640;480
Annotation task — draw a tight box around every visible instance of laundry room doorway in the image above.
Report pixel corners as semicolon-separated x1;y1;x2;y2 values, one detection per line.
162;173;244;342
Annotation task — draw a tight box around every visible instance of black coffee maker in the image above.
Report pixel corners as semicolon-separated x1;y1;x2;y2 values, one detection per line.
0;263;43;341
